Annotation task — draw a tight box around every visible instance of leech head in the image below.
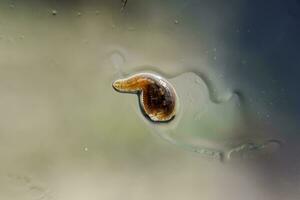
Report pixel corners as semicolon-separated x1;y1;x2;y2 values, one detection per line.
112;73;177;122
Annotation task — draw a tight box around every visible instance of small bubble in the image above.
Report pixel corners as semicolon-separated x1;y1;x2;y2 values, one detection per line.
95;10;100;15
77;12;81;16
174;19;179;24
9;4;15;9
51;10;57;16
84;147;88;152
213;56;217;60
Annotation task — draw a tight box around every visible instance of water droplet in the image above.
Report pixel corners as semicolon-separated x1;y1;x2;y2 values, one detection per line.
51;10;57;16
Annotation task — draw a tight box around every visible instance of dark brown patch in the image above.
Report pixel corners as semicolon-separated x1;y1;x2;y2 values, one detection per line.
142;81;175;120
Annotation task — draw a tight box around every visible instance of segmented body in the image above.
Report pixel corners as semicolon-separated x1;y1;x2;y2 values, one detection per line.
112;73;177;122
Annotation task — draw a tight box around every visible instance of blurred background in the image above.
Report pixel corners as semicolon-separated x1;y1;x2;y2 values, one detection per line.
0;0;299;199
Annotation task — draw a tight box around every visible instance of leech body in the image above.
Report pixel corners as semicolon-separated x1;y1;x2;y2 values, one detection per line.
112;73;177;122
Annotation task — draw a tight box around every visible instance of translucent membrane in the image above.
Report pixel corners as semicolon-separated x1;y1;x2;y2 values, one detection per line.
110;50;282;161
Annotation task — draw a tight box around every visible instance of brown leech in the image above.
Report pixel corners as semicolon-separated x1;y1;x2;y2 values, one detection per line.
112;73;177;122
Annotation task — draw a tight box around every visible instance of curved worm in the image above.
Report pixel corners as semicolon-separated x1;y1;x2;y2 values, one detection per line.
112;73;177;122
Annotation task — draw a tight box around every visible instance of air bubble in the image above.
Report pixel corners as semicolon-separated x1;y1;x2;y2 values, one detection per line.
51;10;57;16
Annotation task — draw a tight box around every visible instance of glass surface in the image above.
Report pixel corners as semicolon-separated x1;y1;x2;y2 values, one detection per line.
0;0;299;200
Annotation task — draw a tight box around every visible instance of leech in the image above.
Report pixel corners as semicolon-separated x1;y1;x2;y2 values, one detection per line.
112;73;177;122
